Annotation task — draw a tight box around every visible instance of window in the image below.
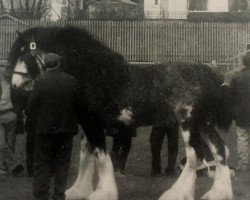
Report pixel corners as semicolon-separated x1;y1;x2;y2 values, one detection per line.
247;44;250;50
155;0;158;5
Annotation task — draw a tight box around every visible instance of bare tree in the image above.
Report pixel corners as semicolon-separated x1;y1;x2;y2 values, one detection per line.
57;0;140;20
0;0;4;13
0;0;50;19
57;0;98;19
231;0;248;11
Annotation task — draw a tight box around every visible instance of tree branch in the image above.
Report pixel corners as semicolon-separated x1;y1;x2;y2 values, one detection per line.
26;0;30;14
80;0;98;11
0;0;4;13
19;0;24;14
10;0;15;15
36;0;43;16
31;0;36;15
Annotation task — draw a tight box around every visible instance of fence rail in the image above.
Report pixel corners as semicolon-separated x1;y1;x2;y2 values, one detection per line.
0;19;250;64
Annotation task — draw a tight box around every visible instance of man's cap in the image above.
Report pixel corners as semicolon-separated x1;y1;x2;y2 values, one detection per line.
243;51;250;67
44;53;61;68
0;60;9;67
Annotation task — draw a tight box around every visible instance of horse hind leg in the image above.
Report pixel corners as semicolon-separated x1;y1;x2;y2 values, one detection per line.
159;127;197;200
201;127;233;200
65;135;94;200
158;106;197;200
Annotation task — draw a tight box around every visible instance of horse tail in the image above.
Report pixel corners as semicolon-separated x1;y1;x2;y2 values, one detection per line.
214;83;234;131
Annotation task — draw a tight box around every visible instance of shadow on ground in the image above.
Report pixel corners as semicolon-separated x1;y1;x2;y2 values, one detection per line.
0;124;249;200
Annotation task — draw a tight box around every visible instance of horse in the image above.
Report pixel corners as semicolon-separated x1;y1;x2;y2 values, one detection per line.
9;26;234;200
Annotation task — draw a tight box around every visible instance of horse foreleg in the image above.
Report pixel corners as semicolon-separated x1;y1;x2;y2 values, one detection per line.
158;128;197;200
201;130;233;200
65;136;94;200
87;148;118;200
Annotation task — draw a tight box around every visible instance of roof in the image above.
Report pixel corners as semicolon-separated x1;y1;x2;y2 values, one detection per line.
0;13;28;25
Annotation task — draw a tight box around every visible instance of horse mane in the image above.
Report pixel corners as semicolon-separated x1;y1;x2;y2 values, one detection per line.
8;26;130;114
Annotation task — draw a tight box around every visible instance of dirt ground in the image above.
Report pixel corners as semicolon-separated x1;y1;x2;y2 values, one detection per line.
0;125;249;200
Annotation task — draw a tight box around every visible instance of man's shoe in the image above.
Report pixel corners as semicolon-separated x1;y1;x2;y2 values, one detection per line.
12;164;24;176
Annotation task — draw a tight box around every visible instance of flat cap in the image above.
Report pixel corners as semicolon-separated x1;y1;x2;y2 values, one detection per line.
243;51;250;67
44;53;61;68
0;60;9;67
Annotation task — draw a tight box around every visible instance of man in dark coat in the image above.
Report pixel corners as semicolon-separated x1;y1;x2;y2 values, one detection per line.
149;113;179;176
107;126;136;176
230;51;250;172
27;53;80;200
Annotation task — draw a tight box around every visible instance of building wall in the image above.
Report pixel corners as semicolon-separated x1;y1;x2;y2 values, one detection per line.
168;0;188;12
144;0;162;13
51;0;62;21
207;0;229;11
144;0;188;19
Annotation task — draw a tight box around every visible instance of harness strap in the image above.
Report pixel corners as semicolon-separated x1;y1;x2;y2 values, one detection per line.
13;71;29;77
35;53;46;71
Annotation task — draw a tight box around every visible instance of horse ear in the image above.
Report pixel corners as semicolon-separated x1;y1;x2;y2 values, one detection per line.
16;30;29;43
16;30;23;38
16;30;27;42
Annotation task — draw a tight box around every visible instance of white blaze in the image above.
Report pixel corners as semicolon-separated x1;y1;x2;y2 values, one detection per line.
12;59;28;88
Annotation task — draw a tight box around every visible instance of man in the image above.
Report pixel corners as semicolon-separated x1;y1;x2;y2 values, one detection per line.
11;87;33;176
108;126;136;176
0;60;24;176
230;51;250;172
149;115;179;176
27;53;80;200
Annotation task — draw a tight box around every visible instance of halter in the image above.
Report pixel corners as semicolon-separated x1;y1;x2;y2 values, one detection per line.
13;41;46;79
12;40;46;91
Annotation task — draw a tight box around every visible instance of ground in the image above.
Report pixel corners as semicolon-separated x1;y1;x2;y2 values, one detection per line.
0;124;249;200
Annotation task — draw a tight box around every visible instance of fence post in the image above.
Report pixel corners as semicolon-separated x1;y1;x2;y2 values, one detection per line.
154;23;157;62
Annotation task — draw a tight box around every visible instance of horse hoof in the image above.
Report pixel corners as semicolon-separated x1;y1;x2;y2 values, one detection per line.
65;188;89;200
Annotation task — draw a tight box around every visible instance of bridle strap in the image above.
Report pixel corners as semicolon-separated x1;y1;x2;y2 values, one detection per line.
35;52;46;71
13;71;29;77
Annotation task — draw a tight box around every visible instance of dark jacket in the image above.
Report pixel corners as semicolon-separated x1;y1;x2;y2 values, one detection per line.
230;67;250;126
26;68;80;135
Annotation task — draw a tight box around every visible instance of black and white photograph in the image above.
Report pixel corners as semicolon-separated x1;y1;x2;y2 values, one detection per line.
0;0;249;199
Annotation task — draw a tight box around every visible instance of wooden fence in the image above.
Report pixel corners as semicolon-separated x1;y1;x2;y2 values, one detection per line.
1;19;250;64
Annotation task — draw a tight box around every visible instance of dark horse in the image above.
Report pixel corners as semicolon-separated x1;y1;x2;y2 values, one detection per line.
9;26;233;200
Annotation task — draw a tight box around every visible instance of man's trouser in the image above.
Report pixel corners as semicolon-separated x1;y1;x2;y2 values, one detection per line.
111;129;133;173
236;125;249;168
0;111;19;172
150;124;179;173
26;129;35;176
33;134;73;200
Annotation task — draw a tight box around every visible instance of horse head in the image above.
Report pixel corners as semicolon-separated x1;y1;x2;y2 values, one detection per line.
10;30;46;90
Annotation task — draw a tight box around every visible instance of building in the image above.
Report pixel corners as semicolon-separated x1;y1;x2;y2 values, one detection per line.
144;0;188;19
143;0;237;19
207;0;229;12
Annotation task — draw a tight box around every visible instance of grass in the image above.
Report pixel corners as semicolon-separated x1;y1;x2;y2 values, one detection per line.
0;125;249;200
